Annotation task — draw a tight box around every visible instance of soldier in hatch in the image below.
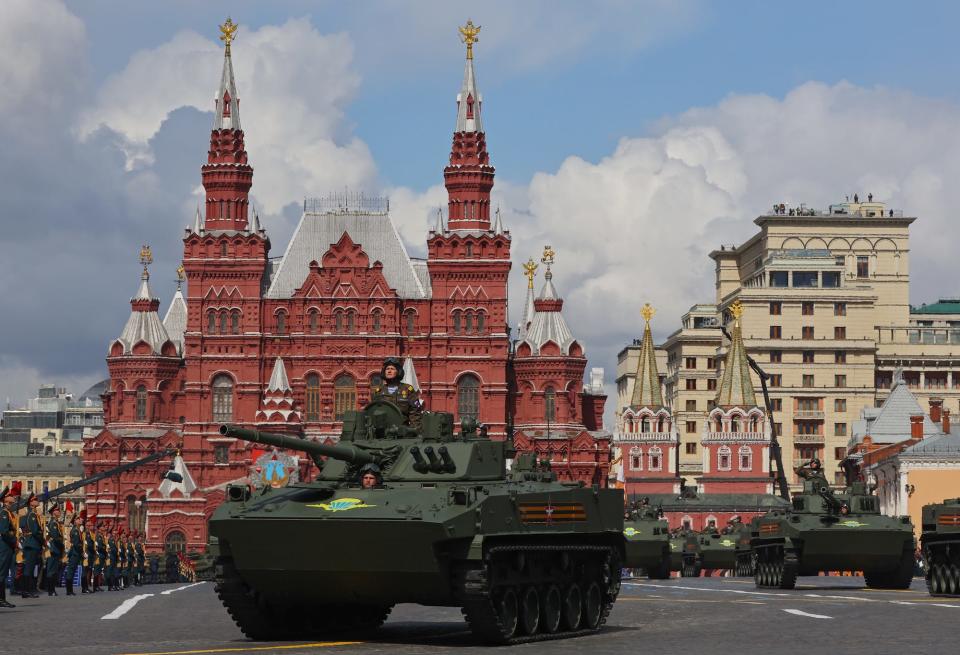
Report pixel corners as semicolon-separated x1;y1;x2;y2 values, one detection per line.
359;463;383;489
371;357;423;429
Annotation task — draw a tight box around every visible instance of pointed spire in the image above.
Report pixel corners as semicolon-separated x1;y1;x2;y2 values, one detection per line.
403;357;421;392
132;245;157;303
163;270;187;357
456;20;483;133
435;207;445;234
115;246;171;356
192;206;203;234
267;357;292;393
214;18;241;130
518;257;538;339
630;304;664;409
158;454;197;498
538;245;559;301
250;205;261;233
716;300;757;408
493;207;504;235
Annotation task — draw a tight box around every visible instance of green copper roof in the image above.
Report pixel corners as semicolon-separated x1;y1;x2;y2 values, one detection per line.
630;317;663;409
716;317;757;408
912;299;960;314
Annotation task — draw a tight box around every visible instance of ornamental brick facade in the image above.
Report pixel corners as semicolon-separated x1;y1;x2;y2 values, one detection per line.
84;27;608;553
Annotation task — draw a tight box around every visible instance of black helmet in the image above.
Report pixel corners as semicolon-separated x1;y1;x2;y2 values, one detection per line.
382;357;404;381
360;463;382;476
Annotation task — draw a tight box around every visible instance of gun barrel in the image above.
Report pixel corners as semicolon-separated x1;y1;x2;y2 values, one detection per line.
219;425;377;465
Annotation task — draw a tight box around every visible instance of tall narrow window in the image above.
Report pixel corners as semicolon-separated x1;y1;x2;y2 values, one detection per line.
718;445;732;471
305;374;320;421
276;311;287;335
856;256;869;278
231;310;240;335
220;242;227;257
208;311;216;334
347;310;356;334
453;310;462;334
649;446;663;471
135;385;147;422
465;242;473;257
405;311;416;335
334;374;357;420
739;446;753;471
544;386;556;422
212;374;234;422
476;312;485;334
371;310;382;333
464;311;474;334
457;374;480;421
335;310;344;333
220;311;228;334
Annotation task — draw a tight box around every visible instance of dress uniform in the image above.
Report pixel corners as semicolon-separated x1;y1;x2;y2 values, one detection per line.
44;506;65;596
95;526;107;592
116;530;127;589
83;521;96;593
65;511;85;596
19;494;43;598
135;534;146;586
107;528;119;590
371;357;423;429
126;536;136;586
0;482;20;608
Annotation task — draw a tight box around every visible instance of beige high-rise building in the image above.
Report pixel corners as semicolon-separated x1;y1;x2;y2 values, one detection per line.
615;198;960;492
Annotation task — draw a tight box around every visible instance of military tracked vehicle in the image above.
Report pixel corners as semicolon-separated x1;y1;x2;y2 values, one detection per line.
209;401;624;644
622;501;670;579
751;460;915;590
921;498;960;596
667;530;701;577
697;520;754;576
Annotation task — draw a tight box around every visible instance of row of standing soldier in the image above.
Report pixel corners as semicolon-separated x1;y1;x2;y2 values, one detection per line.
1;481;149;608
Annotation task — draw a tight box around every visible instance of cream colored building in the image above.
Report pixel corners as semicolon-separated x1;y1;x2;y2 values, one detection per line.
615;199;960;492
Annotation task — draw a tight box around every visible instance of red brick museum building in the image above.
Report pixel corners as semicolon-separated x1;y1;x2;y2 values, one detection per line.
83;24;610;553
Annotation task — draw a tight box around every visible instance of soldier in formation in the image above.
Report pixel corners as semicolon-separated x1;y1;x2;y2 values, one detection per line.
107;525;120;591
19;492;43;598
65;510;85;596
0;483;20;608
83;519;96;593
135;533;146;586
95;522;107;592
44;504;65;596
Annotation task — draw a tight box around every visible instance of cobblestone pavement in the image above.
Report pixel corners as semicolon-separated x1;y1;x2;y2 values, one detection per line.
2;576;952;654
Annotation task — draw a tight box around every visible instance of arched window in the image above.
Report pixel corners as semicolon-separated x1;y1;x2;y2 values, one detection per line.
657;416;665;433
717;445;732;471
231;310;240;335
457;374;480;421
276;311;287;335
127;495;146;534
544;386;556;423
476;311;485;334
464;311;474;334
135;385;147;422
335;310;344;333
405;311;416;335
308;310;318;335
630;446;642;471
208;310;216;334
739;445;753;471
164;530;186;554
220;242;227;257
212;374;234;422
641;417;650;433
465;242;473;257
305;374;320;421
649;446;663;471
731;415;740;433
347;310;356;334
453;310;462;334
371;310;382;333
334;374;356;420
219;310;228;334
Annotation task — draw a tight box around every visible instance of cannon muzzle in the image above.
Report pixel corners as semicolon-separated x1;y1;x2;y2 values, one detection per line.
219;425;378;466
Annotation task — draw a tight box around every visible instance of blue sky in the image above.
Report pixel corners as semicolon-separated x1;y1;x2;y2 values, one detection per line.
3;0;960;407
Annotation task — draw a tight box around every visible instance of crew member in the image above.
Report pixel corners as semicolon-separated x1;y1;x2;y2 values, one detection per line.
371;357;423;429
45;504;65;596
359;463;383;489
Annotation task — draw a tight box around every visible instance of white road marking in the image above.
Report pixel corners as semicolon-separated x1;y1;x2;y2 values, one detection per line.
804;593;875;602
626;582;787;597
783;608;833;619
931;603;960;608
160;581;206;595
890;600;919;605
101;594;154;620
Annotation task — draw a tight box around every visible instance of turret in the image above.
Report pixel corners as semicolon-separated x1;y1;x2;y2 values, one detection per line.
220;425;378;466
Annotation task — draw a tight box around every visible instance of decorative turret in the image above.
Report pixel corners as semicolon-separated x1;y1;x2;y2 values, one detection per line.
614;304;677;495
519;247;579;356
700;300;770;495
256;357;301;425
162;265;188;356
444;20;495;232
517;257;537;340
111;246;175;357
201;18;253;232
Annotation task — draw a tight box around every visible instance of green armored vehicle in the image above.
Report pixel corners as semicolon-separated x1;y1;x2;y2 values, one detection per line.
697;517;752;576
667;529;701;577
921;498;960;596
622;500;670;579
209;402;625;644
751;459;915;590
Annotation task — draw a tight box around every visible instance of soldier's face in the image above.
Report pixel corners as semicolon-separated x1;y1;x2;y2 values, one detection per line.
385;365;399;379
361;473;378;489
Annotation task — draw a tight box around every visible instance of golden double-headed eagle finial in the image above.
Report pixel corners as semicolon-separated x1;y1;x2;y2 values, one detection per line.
139;245;153;274
522;258;538;289
730;299;744;324
641;303;655;323
541;245;555;267
176;263;186;286
459;19;481;59
219;17;238;52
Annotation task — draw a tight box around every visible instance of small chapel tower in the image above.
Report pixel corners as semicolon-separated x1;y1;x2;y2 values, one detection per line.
699;300;772;494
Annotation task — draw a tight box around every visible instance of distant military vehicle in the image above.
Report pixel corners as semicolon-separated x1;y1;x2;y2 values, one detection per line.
751;459;915;590
921;498;960;596
622;500;670;579
209;402;625;644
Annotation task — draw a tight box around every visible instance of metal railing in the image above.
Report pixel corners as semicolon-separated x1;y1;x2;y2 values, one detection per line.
304;192;389;215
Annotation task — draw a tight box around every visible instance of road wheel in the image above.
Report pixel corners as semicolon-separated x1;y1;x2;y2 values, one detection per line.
540;585;562;634
495;588;518;639
519;586;540;636
582;581;603;630
561;583;582;630
947;564;960;596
